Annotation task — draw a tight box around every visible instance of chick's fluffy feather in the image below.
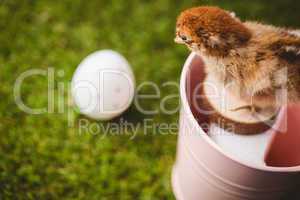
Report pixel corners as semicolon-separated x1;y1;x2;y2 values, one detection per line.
175;6;300;109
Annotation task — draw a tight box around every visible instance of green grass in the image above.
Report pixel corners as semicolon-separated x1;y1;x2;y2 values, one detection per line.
1;0;300;199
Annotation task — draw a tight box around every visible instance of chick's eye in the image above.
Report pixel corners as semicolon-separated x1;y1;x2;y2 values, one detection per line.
181;35;187;41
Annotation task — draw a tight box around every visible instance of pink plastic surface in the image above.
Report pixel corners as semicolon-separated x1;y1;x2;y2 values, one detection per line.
172;53;300;200
265;104;300;167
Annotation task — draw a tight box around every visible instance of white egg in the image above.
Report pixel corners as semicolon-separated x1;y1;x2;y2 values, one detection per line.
71;50;135;120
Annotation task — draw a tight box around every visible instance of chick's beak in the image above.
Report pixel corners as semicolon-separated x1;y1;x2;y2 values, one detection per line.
174;35;184;44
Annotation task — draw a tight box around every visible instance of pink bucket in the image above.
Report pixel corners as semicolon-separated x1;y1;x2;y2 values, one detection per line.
172;53;300;200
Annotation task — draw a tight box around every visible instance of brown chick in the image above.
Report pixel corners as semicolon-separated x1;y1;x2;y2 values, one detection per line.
175;6;300;111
